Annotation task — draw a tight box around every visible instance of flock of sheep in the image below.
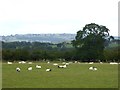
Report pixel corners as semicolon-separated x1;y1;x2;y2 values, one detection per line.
7;61;119;72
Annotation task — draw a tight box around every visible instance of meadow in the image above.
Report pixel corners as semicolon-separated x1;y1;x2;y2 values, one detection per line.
2;61;118;88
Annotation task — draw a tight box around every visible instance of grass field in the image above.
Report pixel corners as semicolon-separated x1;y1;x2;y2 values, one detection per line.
2;62;118;88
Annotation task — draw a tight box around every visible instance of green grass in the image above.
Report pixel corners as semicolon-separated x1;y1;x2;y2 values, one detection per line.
2;62;118;88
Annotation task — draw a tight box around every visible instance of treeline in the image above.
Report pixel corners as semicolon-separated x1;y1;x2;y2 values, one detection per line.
2;41;75;61
2;40;120;62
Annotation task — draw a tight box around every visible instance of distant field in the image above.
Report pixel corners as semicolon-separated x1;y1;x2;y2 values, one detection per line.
2;62;118;88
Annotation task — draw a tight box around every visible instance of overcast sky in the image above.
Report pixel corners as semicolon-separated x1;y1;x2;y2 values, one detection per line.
0;0;119;36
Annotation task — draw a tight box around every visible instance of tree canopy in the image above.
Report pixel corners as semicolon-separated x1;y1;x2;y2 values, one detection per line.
72;23;114;61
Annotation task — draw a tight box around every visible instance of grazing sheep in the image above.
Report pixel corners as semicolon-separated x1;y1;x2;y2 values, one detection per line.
18;61;22;64
89;62;93;64
46;68;52;72
74;61;77;63
28;62;32;64
68;62;73;64
36;65;41;69
89;66;97;71
93;67;97;71
47;61;50;64
7;61;12;64
53;63;58;66
62;62;66;64
110;62;118;65
19;61;26;64
63;64;67;68
28;67;32;70
21;61;26;64
65;63;69;65
89;66;94;70
58;64;67;68
16;67;21;72
58;65;64;68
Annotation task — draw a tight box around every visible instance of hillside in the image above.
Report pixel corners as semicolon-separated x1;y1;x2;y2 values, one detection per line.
1;33;76;43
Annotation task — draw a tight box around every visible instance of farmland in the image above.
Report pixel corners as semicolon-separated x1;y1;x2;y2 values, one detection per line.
2;62;118;88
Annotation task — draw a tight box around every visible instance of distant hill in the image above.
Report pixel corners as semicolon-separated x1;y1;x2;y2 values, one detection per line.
1;34;119;44
1;34;76;43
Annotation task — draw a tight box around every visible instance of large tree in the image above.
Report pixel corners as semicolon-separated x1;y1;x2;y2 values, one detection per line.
72;23;113;61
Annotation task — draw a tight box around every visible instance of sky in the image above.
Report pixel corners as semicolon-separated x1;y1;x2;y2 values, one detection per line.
0;0;119;36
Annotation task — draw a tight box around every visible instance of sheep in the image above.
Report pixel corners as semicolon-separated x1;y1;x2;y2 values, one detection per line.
19;61;26;64
47;61;50;64
28;62;32;64
100;62;103;64
58;65;64;68
89;66;97;71
21;61;26;64
62;64;67;68
74;61;77;63
62;62;66;64
53;63;58;66
89;62;94;64
110;62;118;65
58;64;67;68
7;61;12;64
68;62;73;64
36;65;41;69
93;67;97;71
28;67;32;71
65;63;69;65
18;61;22;64
89;66;94;70
16;67;21;72
46;68;52;72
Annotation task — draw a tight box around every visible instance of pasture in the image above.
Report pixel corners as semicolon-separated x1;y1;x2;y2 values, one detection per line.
2;61;118;88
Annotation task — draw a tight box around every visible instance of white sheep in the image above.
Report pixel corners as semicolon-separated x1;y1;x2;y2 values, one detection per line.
47;61;50;64
58;64;67;68
28;62;32;64
7;61;12;64
110;62;118;65
89;66;94;70
19;61;26;64
21;61;26;64
62;62;66;64
89;66;97;71
16;67;21;72
62;64;67;68
74;61;77;63
89;62;93;64
36;65;41;69
53;63;58;66
65;63;69;65
46;68;52;72
18;61;22;64
28;67;32;70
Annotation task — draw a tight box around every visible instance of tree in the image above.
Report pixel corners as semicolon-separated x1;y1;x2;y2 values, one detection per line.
72;23;112;61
